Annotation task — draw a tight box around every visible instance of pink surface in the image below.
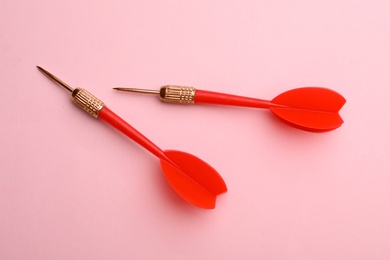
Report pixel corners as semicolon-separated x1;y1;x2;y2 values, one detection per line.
1;0;390;259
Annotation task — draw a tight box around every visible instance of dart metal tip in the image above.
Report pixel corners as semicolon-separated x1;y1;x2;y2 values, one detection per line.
113;87;160;95
37;66;74;92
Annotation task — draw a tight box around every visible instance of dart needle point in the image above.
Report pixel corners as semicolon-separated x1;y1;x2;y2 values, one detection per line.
113;87;160;95
37;66;74;92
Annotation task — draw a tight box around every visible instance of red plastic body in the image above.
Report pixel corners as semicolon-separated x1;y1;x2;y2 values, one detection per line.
98;106;227;209
194;88;345;132
98;106;166;159
195;89;278;108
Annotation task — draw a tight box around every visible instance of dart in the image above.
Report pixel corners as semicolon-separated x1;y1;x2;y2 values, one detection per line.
37;67;227;209
114;85;346;132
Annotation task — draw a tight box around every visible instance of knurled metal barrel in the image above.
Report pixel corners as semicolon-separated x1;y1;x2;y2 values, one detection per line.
71;88;105;118
159;85;196;104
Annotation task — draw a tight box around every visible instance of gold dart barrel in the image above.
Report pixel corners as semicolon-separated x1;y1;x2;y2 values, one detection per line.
159;85;196;104
71;88;105;118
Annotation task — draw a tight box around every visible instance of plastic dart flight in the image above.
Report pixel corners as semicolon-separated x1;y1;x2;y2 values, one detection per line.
37;67;227;209
114;85;346;132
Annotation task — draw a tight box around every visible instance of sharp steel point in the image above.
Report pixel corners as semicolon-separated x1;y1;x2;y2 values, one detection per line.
37;66;74;92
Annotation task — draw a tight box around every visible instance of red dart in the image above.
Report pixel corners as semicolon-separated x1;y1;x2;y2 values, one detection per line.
114;85;346;132
37;67;227;209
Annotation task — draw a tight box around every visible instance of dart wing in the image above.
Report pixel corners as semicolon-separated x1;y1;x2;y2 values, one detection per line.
160;150;227;209
270;87;346;132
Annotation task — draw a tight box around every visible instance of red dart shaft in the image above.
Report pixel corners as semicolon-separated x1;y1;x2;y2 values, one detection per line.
194;89;284;108
98;106;168;160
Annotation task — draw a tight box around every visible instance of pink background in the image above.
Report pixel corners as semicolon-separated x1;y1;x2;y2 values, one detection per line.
1;0;390;259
